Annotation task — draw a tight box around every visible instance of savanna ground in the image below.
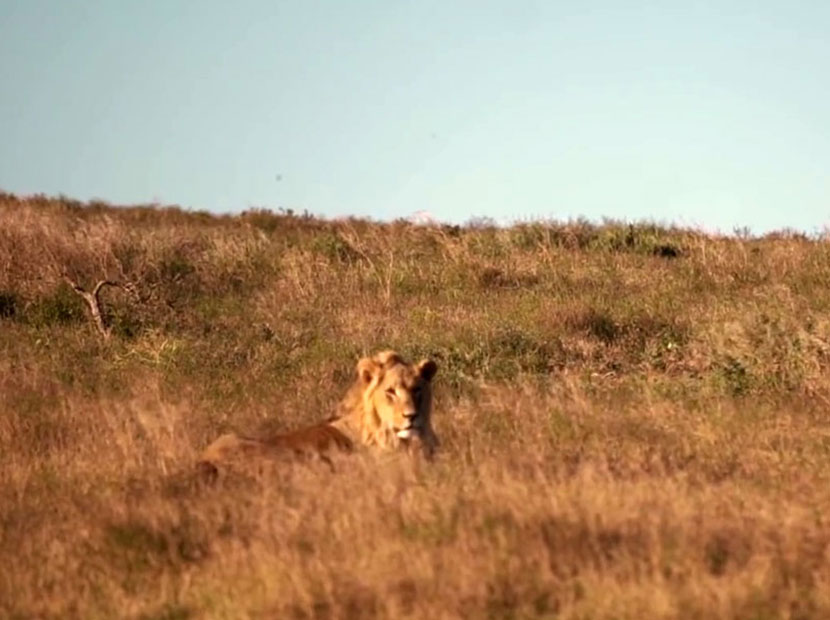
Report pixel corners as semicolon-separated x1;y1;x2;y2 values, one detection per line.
3;192;830;619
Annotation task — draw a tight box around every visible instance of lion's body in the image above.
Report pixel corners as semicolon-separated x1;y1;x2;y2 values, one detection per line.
197;351;438;476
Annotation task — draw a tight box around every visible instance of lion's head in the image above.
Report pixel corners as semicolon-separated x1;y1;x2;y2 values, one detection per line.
340;350;439;456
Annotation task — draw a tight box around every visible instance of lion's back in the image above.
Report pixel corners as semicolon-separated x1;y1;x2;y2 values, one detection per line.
269;422;355;454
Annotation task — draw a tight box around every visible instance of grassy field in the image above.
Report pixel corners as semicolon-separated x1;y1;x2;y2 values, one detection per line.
3;192;830;619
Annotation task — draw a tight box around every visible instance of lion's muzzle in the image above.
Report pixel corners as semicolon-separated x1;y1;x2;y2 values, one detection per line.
395;410;422;438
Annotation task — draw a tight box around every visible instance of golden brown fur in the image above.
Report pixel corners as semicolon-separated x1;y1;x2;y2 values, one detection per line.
198;350;438;477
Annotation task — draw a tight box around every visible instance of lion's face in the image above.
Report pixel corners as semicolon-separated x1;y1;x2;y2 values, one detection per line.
357;352;438;441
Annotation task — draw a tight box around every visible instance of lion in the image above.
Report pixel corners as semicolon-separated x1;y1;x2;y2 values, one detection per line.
197;350;438;477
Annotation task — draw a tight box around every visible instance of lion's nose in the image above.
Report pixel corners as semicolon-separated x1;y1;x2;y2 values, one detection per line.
403;410;417;419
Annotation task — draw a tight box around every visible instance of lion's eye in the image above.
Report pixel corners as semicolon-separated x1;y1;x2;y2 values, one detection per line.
385;388;396;400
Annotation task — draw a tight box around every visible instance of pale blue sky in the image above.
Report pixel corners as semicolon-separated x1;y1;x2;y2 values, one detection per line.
1;1;828;232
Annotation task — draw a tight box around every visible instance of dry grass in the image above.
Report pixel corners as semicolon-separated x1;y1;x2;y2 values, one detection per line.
3;192;830;619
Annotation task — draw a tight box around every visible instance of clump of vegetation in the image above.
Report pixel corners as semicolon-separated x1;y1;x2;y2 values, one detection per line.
3;192;830;619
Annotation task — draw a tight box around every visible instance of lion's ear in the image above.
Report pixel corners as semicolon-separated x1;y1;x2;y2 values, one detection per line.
416;359;438;382
356;357;381;384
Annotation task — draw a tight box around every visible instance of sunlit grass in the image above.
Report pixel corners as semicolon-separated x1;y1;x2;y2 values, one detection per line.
2;192;830;618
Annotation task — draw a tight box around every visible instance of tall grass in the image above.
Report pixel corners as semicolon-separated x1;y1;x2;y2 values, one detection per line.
2;192;830;618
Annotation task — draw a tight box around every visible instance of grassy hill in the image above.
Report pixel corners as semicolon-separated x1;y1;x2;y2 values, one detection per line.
3;192;830;619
